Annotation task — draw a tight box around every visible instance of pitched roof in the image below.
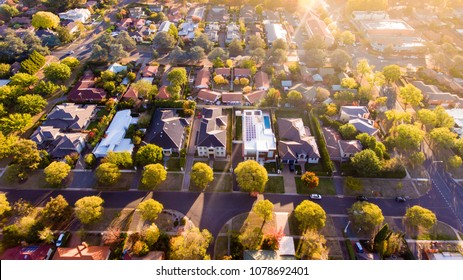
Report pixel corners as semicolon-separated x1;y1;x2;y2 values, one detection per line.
157;85;170;99
107;63;127;73
234;68;251;77
146;109;188;150
1;245;52;260
215;68;231;76
194;68;210;88
339;140;363;154
322;127;342;159
277;118;319;160
48;133;85;158
289;83;317;100
53;245;110;260
197;89;221;102
244;90;266;104
254;71;270;89
68;73;106;102
348;118;378;135
197;107;227;148
340;106;369;120
142;65;158;77
123;86;139;101
221;92;243;103
44;103;97;131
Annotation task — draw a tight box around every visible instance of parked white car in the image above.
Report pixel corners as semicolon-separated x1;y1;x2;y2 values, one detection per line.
310;194;322;200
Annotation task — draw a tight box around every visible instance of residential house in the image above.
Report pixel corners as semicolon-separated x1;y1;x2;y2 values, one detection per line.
319;67;335;77
338;140;363;161
107;63;128;74
264;11;280;23
264;23;287;46
322;127;342;161
148;4;163;13
348;118;379;136
226;23;241;44
197;89;221;103
66;21;80;34
244;236;295;260
187;6;206;22
215;68;231;78
281;80;293;90
129;7;145;19
31;126;86;159
207;6;228;23
254;71;270;91
445;108;462;137
222;92;243;105
289;84;317;103
67;73;107;103
234;68;251;79
277;118;320;164
179;21;198;40
411;81;463;108
339;106;370;122
10;17;32;28
145;109;189;156
1;246;52;260
205;22;220;42
194;68;210;89
196;107;227;158
122;85;139;102
158;21;172;33
93;110;137;158
0;79;10;87
59;8;91;22
156;86;170;100
242;110;277;163
244;90;266;105
240;5;258;23
43;103;97;131
305;11;335;46
53;243;110;260
141;65;159;77
312;74;323;83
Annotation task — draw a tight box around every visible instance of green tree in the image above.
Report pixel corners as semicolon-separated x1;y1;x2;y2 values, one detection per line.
208;47;228;61
191;162;214;190
409;151;426;168
0;63;11;78
44;62;71;83
9;139;41;170
303;49;327;67
153;32;176;51
399;84;423;108
34;81;60;96
287;90;303;107
141;163;167;189
294;200;327;232
143;223;161;248
341;77;358;89
340;30;355;45
136;144;163;166
132;79;158;100
10;73;38;88
338;123;357;140
298;230;329;260
248;35;266;50
345;176;363;192
32;11;60;29
434;105;454;129
356;59;373;82
405;205;436;230
228;39;244;57
429;127;457;150
351;149;382;177
167;68;187;87
234;160;268;194
55;25;74;44
115;30;137;50
38;227;55;244
348;201;384;235
16;94;47;115
0;113;32;134
132;240;149;256
44;161;71;186
262;88;281;107
74;196;104;225
61;57;80;69
448;155;462;169
382;64;401;84
252;199;274;223
0;193;11;216
0;4;19;20
194;33;214;53
389;124;425;152
41;195;72;225
137;199;164;222
170;227;213;260
417;109;437;129
301;172;319;189
330;49;352;70
95;163;120;185
102;151;133;169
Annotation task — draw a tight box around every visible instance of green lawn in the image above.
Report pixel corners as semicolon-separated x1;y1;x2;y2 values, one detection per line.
304;163;328;176
213;161;231;172
166;158;181;171
264;162;278;174
142;173;183;191
190;173;233;192
235;116;242;140
95;173;134;190
295;177;336;195
264;176;285;193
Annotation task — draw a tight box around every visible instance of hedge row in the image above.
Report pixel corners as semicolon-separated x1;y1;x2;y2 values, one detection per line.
20;51;45;75
344;239;357;260
308;110;334;175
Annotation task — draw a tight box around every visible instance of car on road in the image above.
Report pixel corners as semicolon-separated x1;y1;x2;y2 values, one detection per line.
66;51;75;55
357;195;368;202
310;194;322;200
377;56;384;60
55;231;70;247
395;196;406;202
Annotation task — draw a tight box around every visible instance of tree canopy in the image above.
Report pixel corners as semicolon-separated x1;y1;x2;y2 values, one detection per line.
44;161;71;186
191;162;214;190
405;205;436;230
294;200;327;232
32;11;60;29
0;193;11;217
351;149;382;177
141;163;167;189
74;196;104;225
382;65;401;84
95;162;120;185
301;172;319;189
234;160;268;194
169;227;213;260
348;201;384;235
137;199;164;222
252;199;274;222
136;144;163;166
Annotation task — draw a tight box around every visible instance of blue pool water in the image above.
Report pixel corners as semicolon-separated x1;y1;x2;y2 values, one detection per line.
263;116;271;129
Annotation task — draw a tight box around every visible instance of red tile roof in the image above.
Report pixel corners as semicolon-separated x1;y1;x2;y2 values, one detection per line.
215;68;231;76
1;245;52;260
123;86;138;100
222;92;243;103
68;73;106;102
197;89;221;102
142;65;158;77
157;85;170;99
254;71;270;89
194;68;210;88
234;68;251;77
244;90;266;104
53;245;110;260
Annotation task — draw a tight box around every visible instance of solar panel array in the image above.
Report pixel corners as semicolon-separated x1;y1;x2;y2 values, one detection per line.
245;115;256;142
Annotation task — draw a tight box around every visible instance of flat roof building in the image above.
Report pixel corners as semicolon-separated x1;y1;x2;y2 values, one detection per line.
264;23;287;46
242;110;277;163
